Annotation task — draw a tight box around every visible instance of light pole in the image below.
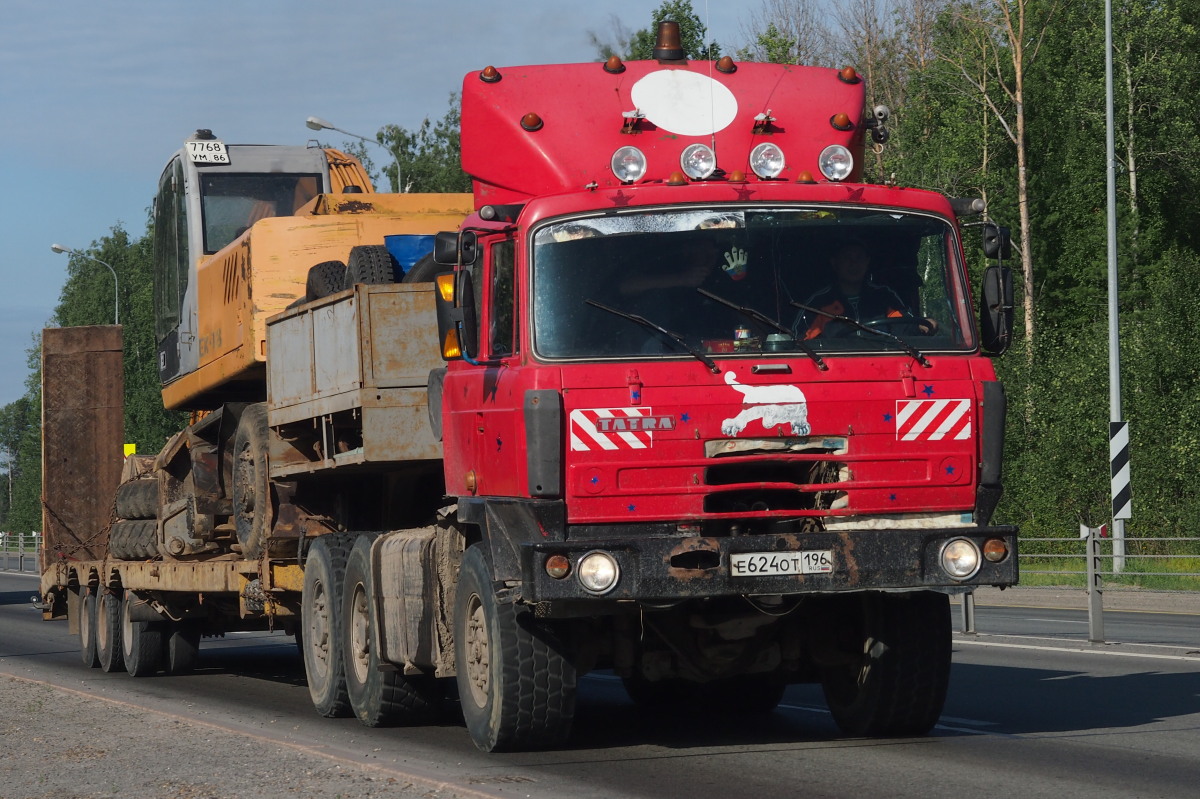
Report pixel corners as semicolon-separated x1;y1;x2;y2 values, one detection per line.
50;244;119;325
305;116;403;193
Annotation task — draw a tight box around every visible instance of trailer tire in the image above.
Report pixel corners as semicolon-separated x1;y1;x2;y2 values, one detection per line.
121;591;162;677
115;479;158;520
342;535;442;727
163;622;202;675
454;543;576;752
302;534;353;717
232;403;271;559
342;245;396;289
820;591;951;737
79;589;100;668
306;260;347;300
95;589;125;674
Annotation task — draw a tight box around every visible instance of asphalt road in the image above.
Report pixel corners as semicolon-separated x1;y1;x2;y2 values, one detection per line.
3;570;1199;799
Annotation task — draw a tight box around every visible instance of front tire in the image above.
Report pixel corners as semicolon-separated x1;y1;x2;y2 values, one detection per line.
454;543;576;752
342;535;442;726
301;535;352;717
232;404;271;558
820;591;951;736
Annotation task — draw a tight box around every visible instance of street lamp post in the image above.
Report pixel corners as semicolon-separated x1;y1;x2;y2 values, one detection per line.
50;244;119;325
306;116;403;193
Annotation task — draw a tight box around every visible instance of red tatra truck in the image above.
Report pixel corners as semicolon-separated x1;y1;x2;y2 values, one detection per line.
41;22;1017;753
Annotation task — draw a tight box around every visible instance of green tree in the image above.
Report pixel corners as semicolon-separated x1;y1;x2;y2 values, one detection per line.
376;94;471;193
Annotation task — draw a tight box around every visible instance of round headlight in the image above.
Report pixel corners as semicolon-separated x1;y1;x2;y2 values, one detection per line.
940;538;981;580
611;146;647;183
749;142;786;179
577;551;620;595
818;145;854;181
680;143;717;179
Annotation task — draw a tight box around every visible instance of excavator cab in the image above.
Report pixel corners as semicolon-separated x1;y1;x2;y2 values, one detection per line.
150;130;342;393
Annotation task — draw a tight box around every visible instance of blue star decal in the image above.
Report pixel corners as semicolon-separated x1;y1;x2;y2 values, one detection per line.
631;389;641;401
921;384;935;397
888;493;898;502
627;504;637;512
945;465;956;475
590;475;600;485
680;412;691;423
496;437;503;451
883;412;893;422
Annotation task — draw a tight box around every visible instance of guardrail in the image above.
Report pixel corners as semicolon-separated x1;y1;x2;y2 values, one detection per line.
1020;535;1200;586
0;531;41;574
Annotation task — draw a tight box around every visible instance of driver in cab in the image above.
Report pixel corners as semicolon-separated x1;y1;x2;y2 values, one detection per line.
797;240;937;339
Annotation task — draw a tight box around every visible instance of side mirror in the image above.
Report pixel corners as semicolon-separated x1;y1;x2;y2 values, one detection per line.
433;269;480;361
982;223;1012;260
980;265;1014;355
433;230;478;266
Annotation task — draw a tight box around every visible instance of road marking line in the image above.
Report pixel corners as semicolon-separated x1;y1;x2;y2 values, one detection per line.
957;637;1200;662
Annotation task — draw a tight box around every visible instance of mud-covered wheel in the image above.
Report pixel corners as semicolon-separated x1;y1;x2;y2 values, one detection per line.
232;403;271;558
109;520;157;560
115;479;158;520
302;534;353;717
342;245;396;289
306;260;347;300
95;588;125;674
343;535;442;727
454;543;576;752
163;622;202;675
820;591;951;736
120;591;162;677
79;588;100;668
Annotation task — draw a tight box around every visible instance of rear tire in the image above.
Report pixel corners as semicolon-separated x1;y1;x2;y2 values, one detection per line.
120;591;162;677
95;589;125;674
454;543;576;752
232;403;271;558
820;591;951;736
401;253;440;283
79;589;100;668
342;245;396;289
301;534;353;717
342;535;442;727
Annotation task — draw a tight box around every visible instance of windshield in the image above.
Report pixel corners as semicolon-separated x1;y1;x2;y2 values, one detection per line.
200;173;321;254
531;207;974;360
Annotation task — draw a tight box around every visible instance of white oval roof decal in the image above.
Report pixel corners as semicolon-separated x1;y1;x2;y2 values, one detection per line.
630;70;738;137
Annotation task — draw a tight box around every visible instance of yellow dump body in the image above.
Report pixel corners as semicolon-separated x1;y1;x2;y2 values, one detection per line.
161;192;474;410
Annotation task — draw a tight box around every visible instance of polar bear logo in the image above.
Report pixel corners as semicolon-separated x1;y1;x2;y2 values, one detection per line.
720;371;811;437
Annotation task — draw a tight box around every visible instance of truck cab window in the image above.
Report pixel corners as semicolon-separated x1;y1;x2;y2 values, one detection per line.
489;240;517;356
152;157;188;342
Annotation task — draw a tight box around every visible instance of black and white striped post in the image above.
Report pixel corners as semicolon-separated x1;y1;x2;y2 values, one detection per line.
1110;422;1131;573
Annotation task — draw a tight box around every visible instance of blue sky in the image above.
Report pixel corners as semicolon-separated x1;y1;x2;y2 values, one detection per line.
0;0;748;408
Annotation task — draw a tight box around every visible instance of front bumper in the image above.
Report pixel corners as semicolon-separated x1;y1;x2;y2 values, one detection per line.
518;526;1018;603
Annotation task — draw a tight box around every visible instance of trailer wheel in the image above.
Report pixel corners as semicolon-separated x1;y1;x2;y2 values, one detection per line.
454;543;576;752
109;520;158;560
819;591;951;736
342;245;396;289
302;534;353;717
306;260;347;300
95;589;125;674
232;403;271;558
120;591;163;677
115;478;158;520
342;535;442;727
162;622;202;674
79;588;100;668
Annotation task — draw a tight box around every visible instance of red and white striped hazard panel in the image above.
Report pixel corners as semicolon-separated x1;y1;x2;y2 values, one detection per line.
895;399;972;441
569;407;675;451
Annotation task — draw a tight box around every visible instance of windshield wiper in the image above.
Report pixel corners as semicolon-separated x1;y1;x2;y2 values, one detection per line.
585;299;720;374
696;288;828;371
791;302;932;368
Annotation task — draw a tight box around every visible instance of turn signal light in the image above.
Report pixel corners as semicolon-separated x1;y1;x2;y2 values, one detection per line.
435;273;456;302
983;538;1009;563
441;329;462;359
545;554;571;579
